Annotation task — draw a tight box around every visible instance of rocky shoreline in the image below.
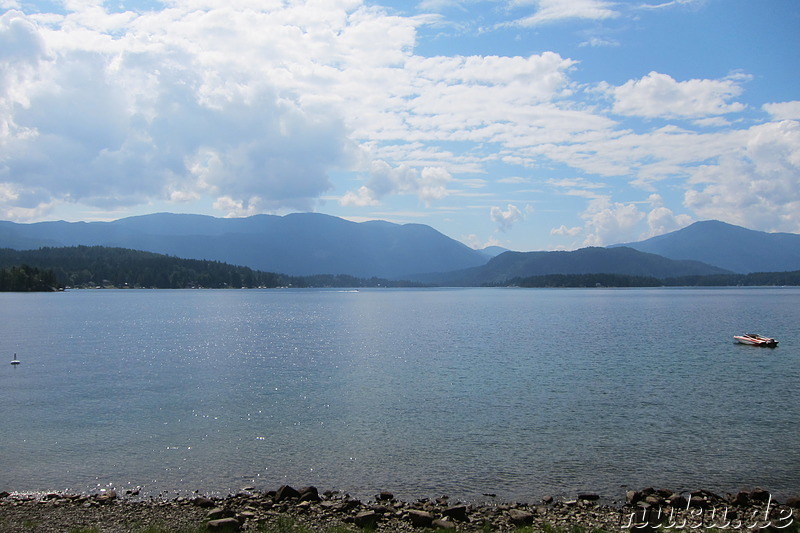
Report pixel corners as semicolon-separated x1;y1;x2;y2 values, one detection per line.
1;486;798;532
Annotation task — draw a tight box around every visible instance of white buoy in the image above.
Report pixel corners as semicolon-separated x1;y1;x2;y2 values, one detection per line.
10;353;20;365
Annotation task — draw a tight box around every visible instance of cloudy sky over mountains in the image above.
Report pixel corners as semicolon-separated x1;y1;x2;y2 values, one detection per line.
1;0;798;250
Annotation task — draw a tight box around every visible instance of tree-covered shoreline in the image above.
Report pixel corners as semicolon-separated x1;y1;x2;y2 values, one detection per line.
505;270;800;288
2;245;800;292
0;264;64;292
0;246;420;291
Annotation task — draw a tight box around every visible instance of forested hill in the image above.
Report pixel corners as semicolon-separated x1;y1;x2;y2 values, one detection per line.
0;246;421;290
409;246;731;286
0;265;63;292
0;246;287;289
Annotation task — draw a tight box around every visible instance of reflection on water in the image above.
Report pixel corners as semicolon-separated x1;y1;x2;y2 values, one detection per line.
0;288;798;502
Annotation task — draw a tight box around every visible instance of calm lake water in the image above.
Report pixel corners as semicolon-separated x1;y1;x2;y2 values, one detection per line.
1;287;798;503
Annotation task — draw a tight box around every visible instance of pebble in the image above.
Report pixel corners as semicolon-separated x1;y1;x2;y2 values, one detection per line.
0;485;797;532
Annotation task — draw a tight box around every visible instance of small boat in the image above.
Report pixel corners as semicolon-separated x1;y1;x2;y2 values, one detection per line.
10;353;20;365
734;334;778;347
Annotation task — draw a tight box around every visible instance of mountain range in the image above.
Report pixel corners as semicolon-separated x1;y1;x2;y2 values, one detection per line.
611;220;800;274
0;213;487;279
407;246;732;286
2;214;800;283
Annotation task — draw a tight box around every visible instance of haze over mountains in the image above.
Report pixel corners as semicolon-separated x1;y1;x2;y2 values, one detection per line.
408;246;732;286
2;214;800;283
611;220;800;274
0;213;487;279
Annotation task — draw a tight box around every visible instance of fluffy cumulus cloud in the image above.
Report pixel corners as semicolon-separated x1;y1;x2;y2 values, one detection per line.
0;1;587;220
548;195;692;248
0;3;375;218
685;120;800;232
579;197;644;246
643;194;692;238
763;101;800;120
606;71;746;119
490;203;525;231
339;160;452;207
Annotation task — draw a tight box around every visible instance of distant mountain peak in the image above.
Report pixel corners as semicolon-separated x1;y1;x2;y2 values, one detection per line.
611;220;800;273
408;244;730;285
0;212;488;279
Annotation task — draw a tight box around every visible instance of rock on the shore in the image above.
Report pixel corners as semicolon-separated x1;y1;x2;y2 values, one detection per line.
507;508;535;526
274;485;301;502
206;507;235;521
353;510;379;528
375;491;394;501
432;517;457;529
193;496;217;508
442;504;469;522
206;516;240;531
298;486;321;503
406;509;434;527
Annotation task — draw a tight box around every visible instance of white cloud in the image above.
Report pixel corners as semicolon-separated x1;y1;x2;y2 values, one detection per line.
464;233;503;250
490;203;524;231
0;10;51;139
340;160;452;207
0;3;593;220
418;166;452;204
548;177;606;189
643;193;692;238
509;0;619;26
639;0;704;9
550;224;582;236
339;186;381;207
498;176;530;184
684;120;800;232
547;177;606;200
606;71;746;119
579;36;619;47
531;124;741;191
580;196;645;246
213;195;263;218
395;52;579;146
763;101;800;120
553;194;690;247
0;5;363;217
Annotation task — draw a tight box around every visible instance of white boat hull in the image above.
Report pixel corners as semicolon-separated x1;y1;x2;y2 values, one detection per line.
734;334;778;347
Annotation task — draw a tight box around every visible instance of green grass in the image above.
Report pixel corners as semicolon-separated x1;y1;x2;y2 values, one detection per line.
511;526;609;533
251;518;619;533
254;515;384;533
133;526;207;533
257;515;354;533
103;525;206;533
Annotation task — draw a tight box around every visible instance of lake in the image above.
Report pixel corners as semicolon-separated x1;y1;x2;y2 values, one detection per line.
0;287;798;503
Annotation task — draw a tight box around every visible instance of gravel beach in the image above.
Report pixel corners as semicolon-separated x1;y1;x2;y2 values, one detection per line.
1;486;798;532
0;486;800;533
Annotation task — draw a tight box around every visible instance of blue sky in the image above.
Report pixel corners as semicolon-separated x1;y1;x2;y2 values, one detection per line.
1;0;798;251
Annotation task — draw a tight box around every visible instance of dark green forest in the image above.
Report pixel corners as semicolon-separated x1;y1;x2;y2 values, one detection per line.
662;271;800;286
0;265;63;292
0;246;417;291
507;270;800;288
508;273;662;288
0;246;286;289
